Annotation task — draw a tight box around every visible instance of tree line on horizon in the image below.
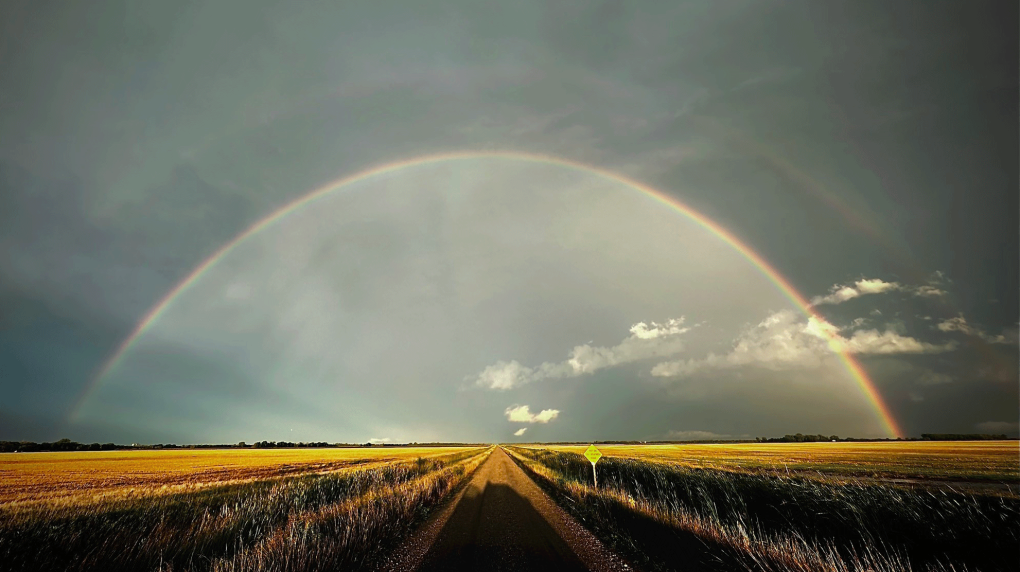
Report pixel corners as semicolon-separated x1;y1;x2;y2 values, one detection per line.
755;433;1010;443
0;439;486;452
1;434;1012;452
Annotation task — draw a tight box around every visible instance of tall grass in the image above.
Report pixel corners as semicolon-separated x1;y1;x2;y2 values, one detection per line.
0;447;490;571
506;446;1019;572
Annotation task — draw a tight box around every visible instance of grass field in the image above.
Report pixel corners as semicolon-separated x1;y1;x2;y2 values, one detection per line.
539;441;1020;483
0;446;492;571
0;447;480;507
508;444;1020;572
4;443;1015;571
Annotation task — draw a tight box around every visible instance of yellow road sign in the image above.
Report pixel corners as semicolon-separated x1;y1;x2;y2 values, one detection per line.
584;444;602;465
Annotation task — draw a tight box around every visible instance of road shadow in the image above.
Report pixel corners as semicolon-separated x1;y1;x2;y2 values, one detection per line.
507;457;748;572
417;482;589;572
582;499;745;572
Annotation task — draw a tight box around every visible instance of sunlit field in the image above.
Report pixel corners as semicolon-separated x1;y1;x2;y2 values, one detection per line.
507;444;1020;571
0;447;481;507
539;441;1020;483
0;447;492;571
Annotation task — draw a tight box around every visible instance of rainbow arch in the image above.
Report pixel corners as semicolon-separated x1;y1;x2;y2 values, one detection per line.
71;150;904;437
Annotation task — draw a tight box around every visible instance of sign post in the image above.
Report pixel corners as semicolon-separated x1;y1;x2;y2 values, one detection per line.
584;444;602;489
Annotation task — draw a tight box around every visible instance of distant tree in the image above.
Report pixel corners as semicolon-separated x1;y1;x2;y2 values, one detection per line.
921;433;1009;441
51;438;75;451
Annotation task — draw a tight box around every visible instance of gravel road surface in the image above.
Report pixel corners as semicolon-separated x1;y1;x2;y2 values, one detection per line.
383;447;631;572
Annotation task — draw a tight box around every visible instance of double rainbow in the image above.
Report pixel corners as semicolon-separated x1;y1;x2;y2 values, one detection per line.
72;151;904;438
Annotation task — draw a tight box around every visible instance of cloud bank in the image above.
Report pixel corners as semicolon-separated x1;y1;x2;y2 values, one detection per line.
474;276;991;395
811;278;901;305
652;310;957;378
810;275;947;306
474;318;691;390
937;315;1016;345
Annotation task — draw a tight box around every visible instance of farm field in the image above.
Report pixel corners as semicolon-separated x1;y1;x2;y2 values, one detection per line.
2;443;1016;572
0;446;480;506
508;444;1020;572
0;447;492;571
538;441;1020;483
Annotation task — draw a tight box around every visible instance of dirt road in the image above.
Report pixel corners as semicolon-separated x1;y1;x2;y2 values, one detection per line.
384;447;630;572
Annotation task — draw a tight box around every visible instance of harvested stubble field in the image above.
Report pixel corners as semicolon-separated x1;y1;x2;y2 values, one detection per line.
507;443;1020;572
0;447;481;507
543;441;1020;484
0;446;492;571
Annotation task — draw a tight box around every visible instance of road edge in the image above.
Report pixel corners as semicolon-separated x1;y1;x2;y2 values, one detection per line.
378;446;495;572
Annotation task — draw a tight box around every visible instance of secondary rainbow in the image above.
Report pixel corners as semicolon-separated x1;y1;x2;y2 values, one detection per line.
72;150;904;437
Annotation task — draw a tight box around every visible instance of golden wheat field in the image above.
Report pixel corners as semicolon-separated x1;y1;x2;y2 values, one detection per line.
0;447;493;571
507;445;1020;572
0;447;479;506
537;441;1020;482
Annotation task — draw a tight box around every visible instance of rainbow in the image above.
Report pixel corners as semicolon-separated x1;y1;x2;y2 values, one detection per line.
71;151;904;437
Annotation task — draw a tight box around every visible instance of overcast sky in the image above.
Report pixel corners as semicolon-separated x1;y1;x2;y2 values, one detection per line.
1;0;1016;444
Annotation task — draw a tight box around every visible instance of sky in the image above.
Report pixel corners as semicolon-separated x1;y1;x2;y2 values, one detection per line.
0;0;1016;444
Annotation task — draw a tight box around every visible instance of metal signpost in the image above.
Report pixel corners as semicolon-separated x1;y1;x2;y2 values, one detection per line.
584;444;602;488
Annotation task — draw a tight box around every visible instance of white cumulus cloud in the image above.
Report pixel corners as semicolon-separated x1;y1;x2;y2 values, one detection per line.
505;404;560;424
513;427;528;436
811;278;901;305
810;274;950;306
914;285;947;298
652;309;956;378
842;328;956;354
473;317;691;390
629;318;689;339
937;315;1016;345
475;360;538;391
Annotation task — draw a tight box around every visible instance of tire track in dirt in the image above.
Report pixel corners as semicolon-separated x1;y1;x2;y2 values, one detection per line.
383;447;632;572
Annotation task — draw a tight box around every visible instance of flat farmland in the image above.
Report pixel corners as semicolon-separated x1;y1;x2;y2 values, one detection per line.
537;441;1019;483
0;447;479;506
510;443;1020;571
0;447;492;571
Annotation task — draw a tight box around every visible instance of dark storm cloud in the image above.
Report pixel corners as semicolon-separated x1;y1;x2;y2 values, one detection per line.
0;156;257;438
603;1;1018;322
0;291;121;434
1;0;1015;442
